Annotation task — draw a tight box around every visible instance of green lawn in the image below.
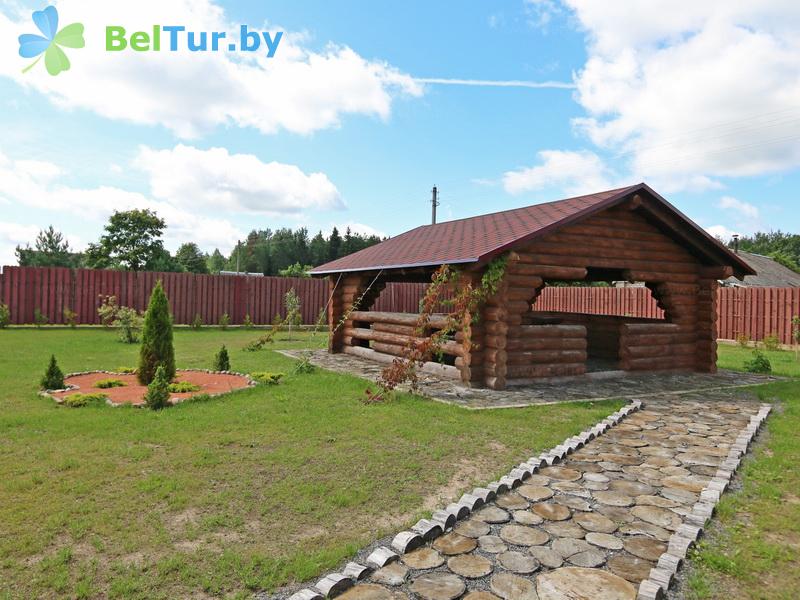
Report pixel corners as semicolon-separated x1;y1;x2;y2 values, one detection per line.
0;329;622;599
717;343;800;378
687;346;800;599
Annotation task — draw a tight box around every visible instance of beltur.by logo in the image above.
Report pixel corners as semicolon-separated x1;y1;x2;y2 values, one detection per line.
18;5;85;76
106;25;283;57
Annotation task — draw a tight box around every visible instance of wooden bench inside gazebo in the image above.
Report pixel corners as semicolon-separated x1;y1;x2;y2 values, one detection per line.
310;183;754;390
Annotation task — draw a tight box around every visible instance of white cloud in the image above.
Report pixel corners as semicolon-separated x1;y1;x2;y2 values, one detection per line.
565;0;800;183
502;149;612;195
338;222;386;238
705;224;738;242
524;0;562;29
0;222;39;266
0;0;422;138
718;196;759;219
134;144;343;215
0;149;246;255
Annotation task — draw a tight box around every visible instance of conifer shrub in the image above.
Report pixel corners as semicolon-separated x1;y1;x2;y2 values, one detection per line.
219;313;230;330
243;313;254;329
0;303;9;328
191;313;203;330
63;392;107;407
95;378;125;389
144;364;171;410
744;350;772;374
137;281;176;385
40;355;65;390
168;381;200;393
214;345;230;371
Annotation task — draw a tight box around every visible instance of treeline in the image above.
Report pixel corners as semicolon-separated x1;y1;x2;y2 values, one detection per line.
14;209;383;276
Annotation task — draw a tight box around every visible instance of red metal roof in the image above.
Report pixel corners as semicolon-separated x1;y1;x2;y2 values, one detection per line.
310;183;754;276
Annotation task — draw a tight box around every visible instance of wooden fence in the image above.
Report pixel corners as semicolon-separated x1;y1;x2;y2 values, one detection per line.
1;267;798;344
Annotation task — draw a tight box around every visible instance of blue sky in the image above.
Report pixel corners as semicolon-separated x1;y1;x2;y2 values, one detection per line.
1;0;799;265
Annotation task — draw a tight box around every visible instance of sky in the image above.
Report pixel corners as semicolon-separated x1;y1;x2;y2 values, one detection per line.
1;0;799;267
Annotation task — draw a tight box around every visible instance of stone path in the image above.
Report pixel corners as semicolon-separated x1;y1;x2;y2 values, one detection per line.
269;386;771;600
281;350;775;409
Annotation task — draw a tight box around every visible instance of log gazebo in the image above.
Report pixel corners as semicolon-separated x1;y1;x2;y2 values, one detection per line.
310;183;754;390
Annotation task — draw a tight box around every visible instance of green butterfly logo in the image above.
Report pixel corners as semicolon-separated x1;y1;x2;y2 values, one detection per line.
18;5;85;76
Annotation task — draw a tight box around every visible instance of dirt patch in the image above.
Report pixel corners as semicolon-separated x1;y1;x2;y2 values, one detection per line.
51;371;252;406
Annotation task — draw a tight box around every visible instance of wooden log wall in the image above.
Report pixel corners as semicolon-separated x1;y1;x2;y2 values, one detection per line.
328;274;386;352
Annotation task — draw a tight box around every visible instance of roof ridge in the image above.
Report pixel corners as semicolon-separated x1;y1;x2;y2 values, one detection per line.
410;184;640;230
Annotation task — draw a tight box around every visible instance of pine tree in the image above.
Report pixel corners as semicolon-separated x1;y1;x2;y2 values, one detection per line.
214;345;231;371
137;281;176;384
144;364;171;410
40;354;65;390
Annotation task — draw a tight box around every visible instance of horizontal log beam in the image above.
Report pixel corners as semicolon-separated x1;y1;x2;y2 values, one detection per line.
350;311;449;329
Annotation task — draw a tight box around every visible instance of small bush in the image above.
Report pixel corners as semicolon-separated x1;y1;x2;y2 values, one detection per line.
744;350;772;374
243;333;275;352
0;303;9;328
41;355;65;390
63;392;108;407
98;295;143;343
219;313;230;330
243;313;254;329
63;307;77;328
168;381;201;393
284;289;302;340
271;313;283;331
34;308;48;328
762;334;780;352
144;364;171;410
293;358;315;375
95;378;125;389
116;367;136;374
191;313;203;330
214;345;230;371
251;372;283;385
736;333;750;348
312;307;326;336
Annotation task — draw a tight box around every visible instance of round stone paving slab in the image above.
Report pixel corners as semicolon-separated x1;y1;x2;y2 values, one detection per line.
464;592;501;600
553;496;591;512
585;532;624;550
607;553;654;584
552;537;592;558
539;466;581;481
477;506;511;524
490;572;539;600
518;485;554;502
410;573;466;600
592;490;634;507
661;474;709;493
631;505;682;530
528;546;563;568
623;536;667;561
567;549;607;568
479;535;508;554
456;519;491;538
536;567;636;600
500;524;549;546
513;510;544;526
372;562;408;586
635;495;680;508
496;493;530;511
498;551;540;574
531;503;571;521
572;512;617;534
402;548;445;570
447;554;494;579
433;533;477;555
619;521;671;542
338;584;394;600
594;505;635;523
542;521;585;539
608;480;655;496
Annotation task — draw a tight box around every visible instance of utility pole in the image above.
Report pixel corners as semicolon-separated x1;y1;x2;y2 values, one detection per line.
431;185;439;225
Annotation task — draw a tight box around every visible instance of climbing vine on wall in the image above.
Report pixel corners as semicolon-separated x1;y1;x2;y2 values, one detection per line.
365;255;507;402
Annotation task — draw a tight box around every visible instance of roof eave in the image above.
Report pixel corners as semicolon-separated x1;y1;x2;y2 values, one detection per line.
309;257;479;276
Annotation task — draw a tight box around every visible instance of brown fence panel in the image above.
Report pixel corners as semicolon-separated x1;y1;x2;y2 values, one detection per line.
2;267;799;338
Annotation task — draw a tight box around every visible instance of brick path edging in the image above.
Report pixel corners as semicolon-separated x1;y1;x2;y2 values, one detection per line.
635;402;772;600
39;368;259;406
284;399;645;600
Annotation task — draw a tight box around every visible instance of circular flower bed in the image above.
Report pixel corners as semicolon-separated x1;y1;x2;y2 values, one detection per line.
47;370;256;407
